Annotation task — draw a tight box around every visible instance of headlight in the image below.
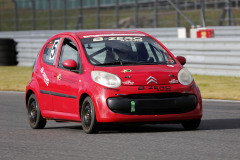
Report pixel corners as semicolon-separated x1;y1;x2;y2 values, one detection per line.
178;68;193;85
91;71;121;88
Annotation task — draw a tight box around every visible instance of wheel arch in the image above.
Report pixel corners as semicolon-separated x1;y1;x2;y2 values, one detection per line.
26;89;35;109
79;93;90;113
79;92;101;121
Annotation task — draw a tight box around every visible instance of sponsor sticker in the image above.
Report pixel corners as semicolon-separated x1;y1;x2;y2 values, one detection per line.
93;37;143;42
169;79;179;84
121;69;132;73
131;101;136;112
47;41;53;48
138;86;171;91
83;34;146;38
57;74;61;80
40;67;49;86
122;80;134;85
124;76;131;79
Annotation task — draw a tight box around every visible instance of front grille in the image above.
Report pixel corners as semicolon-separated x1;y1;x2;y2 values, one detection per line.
107;94;197;115
125;93;182;99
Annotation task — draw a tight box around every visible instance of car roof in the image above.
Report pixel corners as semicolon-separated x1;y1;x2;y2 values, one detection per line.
59;30;148;39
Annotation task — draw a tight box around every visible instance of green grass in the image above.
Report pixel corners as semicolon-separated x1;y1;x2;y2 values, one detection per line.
193;75;240;101
0;66;240;100
0;66;33;91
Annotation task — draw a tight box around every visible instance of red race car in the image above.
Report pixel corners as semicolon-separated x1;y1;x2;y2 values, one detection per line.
25;30;202;133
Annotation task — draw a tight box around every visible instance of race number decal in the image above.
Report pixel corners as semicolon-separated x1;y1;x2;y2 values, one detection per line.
49;39;60;60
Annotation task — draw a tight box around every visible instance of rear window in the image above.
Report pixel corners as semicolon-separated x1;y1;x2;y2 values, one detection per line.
43;38;61;66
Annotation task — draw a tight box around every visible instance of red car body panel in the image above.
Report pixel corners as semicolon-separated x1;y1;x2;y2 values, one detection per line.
26;30;202;124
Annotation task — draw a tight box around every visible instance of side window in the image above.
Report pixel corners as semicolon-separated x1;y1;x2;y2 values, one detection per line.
43;38;61;65
58;38;79;69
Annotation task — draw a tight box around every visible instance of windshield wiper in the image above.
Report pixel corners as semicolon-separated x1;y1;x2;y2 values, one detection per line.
95;61;170;66
96;61;140;66
122;61;168;65
95;61;123;66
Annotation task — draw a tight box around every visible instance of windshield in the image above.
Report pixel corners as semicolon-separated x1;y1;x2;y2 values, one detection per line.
80;36;175;66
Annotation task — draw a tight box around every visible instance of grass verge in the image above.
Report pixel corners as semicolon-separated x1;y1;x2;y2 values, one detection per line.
0;66;33;91
0;66;239;100
193;75;240;101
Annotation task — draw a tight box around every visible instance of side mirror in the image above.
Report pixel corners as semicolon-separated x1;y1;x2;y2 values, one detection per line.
63;59;77;70
176;56;186;65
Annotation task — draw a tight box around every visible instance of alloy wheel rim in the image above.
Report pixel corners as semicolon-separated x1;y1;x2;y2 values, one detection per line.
29;100;37;123
83;104;91;129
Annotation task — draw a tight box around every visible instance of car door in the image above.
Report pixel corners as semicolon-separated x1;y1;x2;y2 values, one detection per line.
52;36;82;120
37;37;61;112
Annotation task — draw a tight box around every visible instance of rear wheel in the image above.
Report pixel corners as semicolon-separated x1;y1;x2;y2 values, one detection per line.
81;97;98;134
182;119;201;130
27;94;46;129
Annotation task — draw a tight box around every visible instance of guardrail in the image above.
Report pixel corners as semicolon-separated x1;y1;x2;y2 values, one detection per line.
161;38;240;77
1;27;240;77
1;26;240;39
0;27;181;39
14;38;46;66
211;26;240;38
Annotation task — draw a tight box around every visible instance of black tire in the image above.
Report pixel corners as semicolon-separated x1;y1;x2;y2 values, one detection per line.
81;96;98;134
0;38;17;66
182;119;201;130
0;38;15;45
27;94;46;129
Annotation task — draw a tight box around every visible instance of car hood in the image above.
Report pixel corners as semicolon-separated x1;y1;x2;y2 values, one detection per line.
93;64;182;86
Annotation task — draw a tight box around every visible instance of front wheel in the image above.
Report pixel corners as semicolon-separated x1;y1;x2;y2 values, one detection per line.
27;94;46;129
81;97;98;134
182;119;201;130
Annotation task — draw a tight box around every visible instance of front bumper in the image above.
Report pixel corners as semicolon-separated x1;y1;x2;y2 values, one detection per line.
92;83;202;123
107;94;197;115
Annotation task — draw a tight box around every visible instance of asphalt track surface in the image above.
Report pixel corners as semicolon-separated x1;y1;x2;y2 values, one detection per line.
0;91;240;160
